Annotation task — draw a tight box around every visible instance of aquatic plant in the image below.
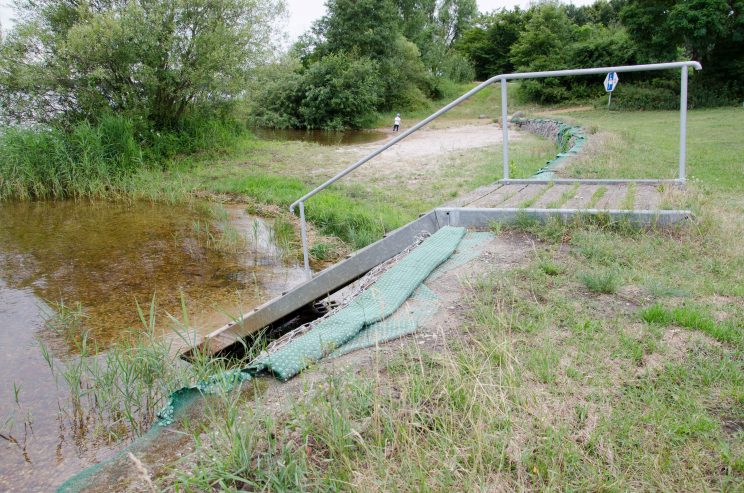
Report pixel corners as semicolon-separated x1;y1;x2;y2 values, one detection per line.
44;300;87;345
40;295;255;443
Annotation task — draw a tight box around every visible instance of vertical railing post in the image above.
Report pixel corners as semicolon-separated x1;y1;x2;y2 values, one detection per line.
298;201;311;279
501;78;509;181
679;66;688;182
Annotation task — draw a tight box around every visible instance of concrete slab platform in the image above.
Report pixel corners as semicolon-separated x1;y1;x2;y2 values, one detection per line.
466;184;522;208
562;184;601;209
531;184;577;208
498;184;547;208
185;178;690;358
635;184;663;210
595;184;627;209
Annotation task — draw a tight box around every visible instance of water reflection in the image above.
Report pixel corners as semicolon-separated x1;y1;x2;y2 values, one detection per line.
0;200;304;491
253;127;387;146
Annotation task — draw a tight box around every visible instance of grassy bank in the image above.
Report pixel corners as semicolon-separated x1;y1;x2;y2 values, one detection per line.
141;105;743;491
119;86;554;253
1;84;553;257
148;135;551;251
26;102;742;490
0;115;245;201
0;81;494;202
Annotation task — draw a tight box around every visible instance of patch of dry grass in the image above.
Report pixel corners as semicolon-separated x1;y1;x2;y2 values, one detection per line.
131;107;744;491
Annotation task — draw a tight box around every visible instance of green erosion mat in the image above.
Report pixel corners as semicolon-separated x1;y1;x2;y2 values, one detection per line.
252;225;466;380
58;225;466;492
513;117;586;180
330;230;495;359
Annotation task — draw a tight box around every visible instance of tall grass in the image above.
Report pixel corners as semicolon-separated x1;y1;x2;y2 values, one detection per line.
217;172;408;250
40;295;256;443
0;114;245;201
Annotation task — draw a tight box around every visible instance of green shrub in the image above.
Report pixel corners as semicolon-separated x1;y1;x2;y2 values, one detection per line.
596;77;738;111
253;54;383;131
299;54;383;130
249;73;304;129
596;81;679;111
390;84;430;111
438;50;476;84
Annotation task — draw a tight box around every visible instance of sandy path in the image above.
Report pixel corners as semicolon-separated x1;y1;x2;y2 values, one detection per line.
327;122;522;181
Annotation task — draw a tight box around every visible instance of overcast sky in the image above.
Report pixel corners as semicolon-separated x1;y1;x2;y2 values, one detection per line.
2;0;595;40
285;0;595;42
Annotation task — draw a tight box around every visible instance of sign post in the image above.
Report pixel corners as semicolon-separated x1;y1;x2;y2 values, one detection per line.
603;72;619;109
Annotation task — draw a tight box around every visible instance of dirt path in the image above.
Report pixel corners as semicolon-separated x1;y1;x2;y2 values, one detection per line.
327;122;523;183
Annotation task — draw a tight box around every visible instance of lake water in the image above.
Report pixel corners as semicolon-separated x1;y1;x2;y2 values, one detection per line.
253;127;387;146
0;201;305;491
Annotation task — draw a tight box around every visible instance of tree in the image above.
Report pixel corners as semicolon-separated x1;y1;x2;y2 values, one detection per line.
622;0;744;98
310;0;434;110
437;0;478;47
620;0;683;61
455;8;526;79
313;0;401;62
570;23;636;69
566;0;626;27
396;0;438;52
621;0;741;63
0;0;284;128
509;2;579;103
298;54;383;130
510;2;575;71
256;0;480;130
251;53;383;130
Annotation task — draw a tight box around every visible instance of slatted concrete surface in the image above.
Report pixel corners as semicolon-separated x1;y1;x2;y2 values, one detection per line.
185;180;688;357
459;182;667;210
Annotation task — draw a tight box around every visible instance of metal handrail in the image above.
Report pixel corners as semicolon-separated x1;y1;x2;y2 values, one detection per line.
290;61;702;276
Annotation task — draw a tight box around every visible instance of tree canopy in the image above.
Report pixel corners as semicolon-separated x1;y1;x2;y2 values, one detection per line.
455;0;743;104
254;0;478;130
0;0;285;128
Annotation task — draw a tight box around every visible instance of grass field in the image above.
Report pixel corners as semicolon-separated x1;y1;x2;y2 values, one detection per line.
148;104;744;492
118;83;554;258
18;89;741;491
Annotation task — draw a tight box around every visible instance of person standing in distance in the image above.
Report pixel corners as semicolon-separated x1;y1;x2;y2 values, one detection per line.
393;113;401;132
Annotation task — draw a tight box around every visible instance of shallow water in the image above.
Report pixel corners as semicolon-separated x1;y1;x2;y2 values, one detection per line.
253;127;387;146
0;201;304;492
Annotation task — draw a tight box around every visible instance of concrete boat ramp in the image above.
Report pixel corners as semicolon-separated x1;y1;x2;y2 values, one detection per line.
183;179;692;358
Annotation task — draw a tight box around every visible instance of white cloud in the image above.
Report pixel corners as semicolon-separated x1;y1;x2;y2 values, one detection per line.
1;0;598;40
283;0;597;41
284;0;326;40
1;2;15;32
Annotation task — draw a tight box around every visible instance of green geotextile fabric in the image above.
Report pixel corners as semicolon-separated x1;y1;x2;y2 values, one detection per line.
513;118;586;180
57;226;465;493
156;225;464;425
329;231;494;358
428;232;494;282
328;283;439;359
251;225;466;380
157;225;465;424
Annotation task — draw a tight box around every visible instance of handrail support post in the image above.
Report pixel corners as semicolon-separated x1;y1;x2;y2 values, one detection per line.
679;66;688;182
501;78;509;181
299;201;311;279
287;62;701;219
